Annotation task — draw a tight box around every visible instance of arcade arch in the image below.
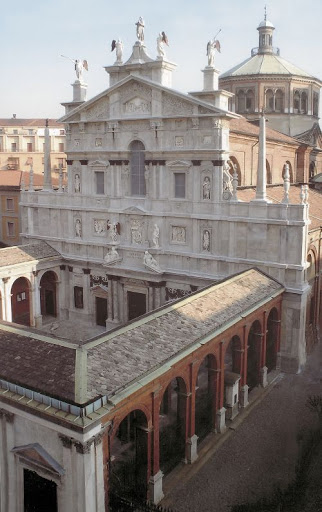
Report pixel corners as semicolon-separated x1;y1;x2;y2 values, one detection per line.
11;277;31;326
247;320;262;390
266;308;279;372
195;354;218;441
40;271;58;318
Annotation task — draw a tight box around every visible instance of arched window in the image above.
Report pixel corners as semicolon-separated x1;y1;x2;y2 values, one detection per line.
130;140;146;196
309;161;316;180
275;89;284;112
265;89;274;112
301;91;308;114
237;90;246;113
266;160;272;184
246;90;255;112
313;92;319;116
293;90;300;113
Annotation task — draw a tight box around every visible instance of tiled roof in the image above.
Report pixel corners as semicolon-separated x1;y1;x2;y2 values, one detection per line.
0;171;47;188
220;54;316;79
229;117;298;145
86;269;283;400
0;119;63;128
0;241;60;267
0;330;76;402
238;185;322;230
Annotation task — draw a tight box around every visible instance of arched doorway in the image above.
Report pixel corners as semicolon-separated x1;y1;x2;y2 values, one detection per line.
159;377;186;475
11;277;31;326
195;355;217;441
40;271;57;318
247;320;262;390
110;409;148;501
266;308;279;372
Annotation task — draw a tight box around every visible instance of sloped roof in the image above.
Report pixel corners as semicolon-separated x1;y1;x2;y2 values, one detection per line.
0;170;51;189
86;269;283;400
238;185;322;230
220;54;317;80
295;123;322;149
230;117;299;145
0;241;60;267
0;119;63;128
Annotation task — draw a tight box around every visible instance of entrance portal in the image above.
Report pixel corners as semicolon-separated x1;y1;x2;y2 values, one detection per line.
40;271;57;317
128;291;146;321
96;297;107;326
24;469;57;512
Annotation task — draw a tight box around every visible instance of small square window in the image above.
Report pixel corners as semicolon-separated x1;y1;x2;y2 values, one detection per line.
174;173;186;199
11;143;17;152
27;143;33;152
60;129;65;135
59;143;65;152
6;198;14;211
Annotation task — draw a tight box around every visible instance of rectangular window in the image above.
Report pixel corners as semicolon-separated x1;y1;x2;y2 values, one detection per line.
174;173;186;198
59;143;65;152
7;222;15;237
74;286;84;309
8;157;19;170
57;157;66;168
11;142;17;152
27;142;33;152
28;129;33;135
13;129;18;135
6;198;14;211
60;129;65;135
95;171;105;194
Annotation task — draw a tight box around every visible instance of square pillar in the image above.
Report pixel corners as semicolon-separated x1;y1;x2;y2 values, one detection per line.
260;366;268;388
149;470;164;504
240;385;249;408
186;434;198;464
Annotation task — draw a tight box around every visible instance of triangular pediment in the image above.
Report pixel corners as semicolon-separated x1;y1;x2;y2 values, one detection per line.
59;75;230;124
89;160;109;167
12;443;65;476
166;160;191;168
123;206;146;214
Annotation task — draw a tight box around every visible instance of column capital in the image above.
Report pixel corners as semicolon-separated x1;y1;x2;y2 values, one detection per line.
0;408;14;423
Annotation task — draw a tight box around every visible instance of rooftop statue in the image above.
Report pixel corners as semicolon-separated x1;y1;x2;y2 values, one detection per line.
206;30;221;67
157;31;169;58
136;16;145;42
61;55;89;81
111;39;124;63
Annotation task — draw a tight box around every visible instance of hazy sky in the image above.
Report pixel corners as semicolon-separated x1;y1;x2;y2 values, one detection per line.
1;0;321;119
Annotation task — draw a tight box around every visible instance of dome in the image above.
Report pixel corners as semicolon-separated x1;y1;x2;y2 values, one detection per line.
220;54;314;79
257;19;275;29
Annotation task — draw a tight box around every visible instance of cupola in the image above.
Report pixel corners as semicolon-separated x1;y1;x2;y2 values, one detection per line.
257;8;275;55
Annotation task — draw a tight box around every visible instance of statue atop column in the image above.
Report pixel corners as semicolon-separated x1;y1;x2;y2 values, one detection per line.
136;17;145;42
61;55;88;82
206;32;221;67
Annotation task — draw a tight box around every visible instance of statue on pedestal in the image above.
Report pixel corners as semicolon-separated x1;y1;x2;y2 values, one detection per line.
152;224;160;248
75;218;82;238
206;36;221;67
61;55;88;82
103;246;122;266
136;17;145;42
157;31;169;58
111;39;124;63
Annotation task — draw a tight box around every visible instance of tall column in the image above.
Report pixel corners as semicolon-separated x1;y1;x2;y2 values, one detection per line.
2;278;11;322
112;278;119;323
260;311;268;387
216;341;226;433
240;324;249;408
43;119;52;191
31;271;42;327
254;110;267;202
149;389;164;504
186;362;198;463
0;410;15;512
107;277;113;323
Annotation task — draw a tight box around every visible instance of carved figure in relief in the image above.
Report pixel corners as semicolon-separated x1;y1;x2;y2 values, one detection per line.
111;39;123;63
202;230;210;251
75;218;82;237
172;226;186;243
136;17;145;42
74;173;81;193
107;220;120;243
144;251;162;273
103;246;121;266
152;224;160;248
94;219;105;234
157;31;169;58
131;220;143;244
202;176;211;200
223;160;233;200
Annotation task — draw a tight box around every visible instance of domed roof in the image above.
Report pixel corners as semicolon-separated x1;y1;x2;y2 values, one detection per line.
258;19;275;29
220;53;314;79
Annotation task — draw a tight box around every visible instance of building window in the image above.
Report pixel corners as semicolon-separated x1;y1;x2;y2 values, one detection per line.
60;129;65;135
59;143;64;152
95;171;105;194
313;92;319;116
293;90;300;112
6;198;14;211
246;90;254;111
301;91;308;114
265;89;274;112
74;286;84;309
27;143;33;152
57;157;66;168
237;90;246;113
7;157;19;170
7;222;15;237
28;129;33;135
11;142;17;152
13;129;18;135
130;140;146;196
275;89;284;112
174;173;186;198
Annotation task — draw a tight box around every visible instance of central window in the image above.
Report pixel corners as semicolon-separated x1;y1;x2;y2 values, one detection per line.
174;172;186;198
130;140;146;196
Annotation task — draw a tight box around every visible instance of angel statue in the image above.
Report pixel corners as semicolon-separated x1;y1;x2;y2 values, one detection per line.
61;55;89;81
111;39;124;63
206;35;221;67
136;17;145;42
157;31;169;58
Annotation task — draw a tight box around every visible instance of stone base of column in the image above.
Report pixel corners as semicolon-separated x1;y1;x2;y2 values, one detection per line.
225;403;239;421
34;314;42;328
148;470;164;504
216;407;226;433
260;366;268;388
240;385;249;408
186;434;198;464
276;352;282;371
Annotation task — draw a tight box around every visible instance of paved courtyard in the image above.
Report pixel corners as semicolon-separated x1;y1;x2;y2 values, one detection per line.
162;342;322;512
